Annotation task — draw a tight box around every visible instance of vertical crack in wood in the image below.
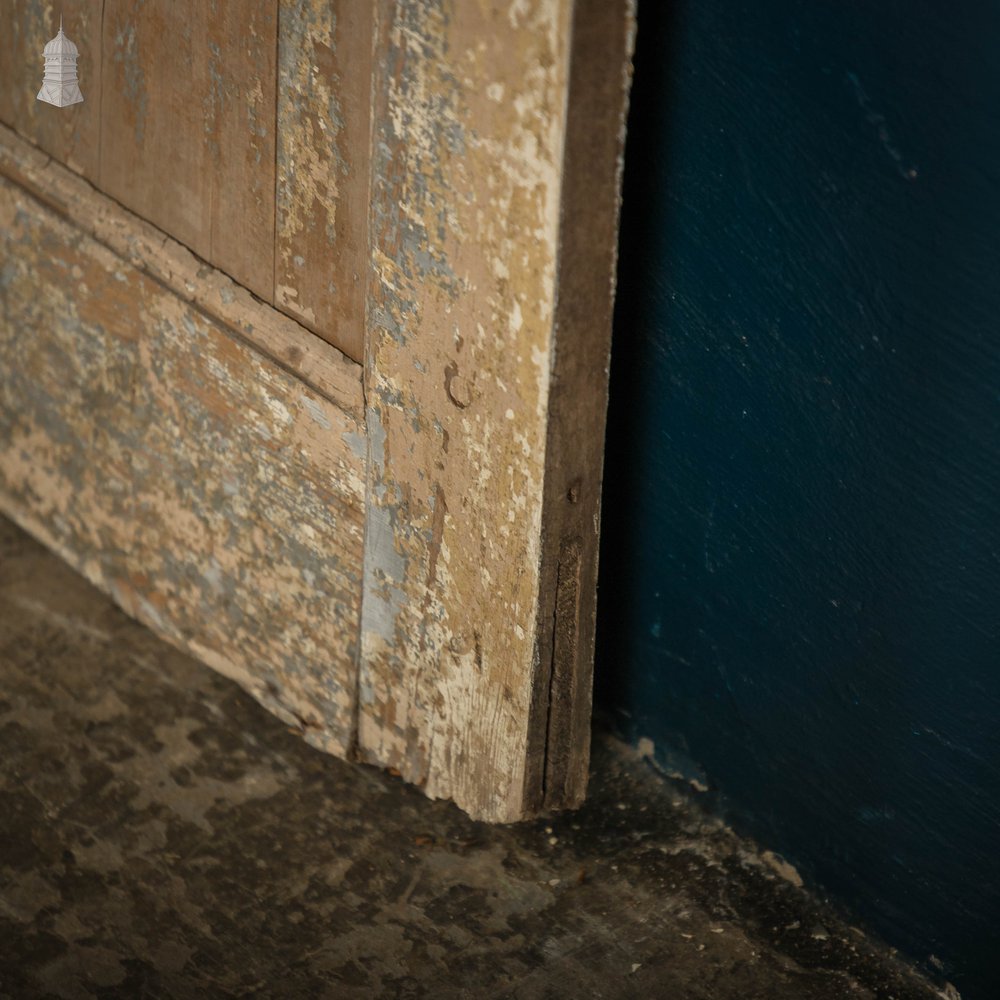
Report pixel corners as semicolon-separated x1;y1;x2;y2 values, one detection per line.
353;2;382;765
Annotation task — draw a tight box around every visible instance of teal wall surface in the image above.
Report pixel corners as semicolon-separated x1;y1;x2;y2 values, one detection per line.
597;3;1000;996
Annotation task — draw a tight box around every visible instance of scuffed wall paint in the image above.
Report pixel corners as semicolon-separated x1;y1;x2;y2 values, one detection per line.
598;0;1000;993
359;0;574;822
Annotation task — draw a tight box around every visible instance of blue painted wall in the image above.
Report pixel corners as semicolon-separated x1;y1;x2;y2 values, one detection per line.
597;2;1000;996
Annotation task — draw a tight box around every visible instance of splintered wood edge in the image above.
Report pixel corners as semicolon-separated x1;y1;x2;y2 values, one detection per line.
0;122;363;417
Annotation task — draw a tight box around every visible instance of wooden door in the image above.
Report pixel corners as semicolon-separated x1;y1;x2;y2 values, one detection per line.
0;0;634;821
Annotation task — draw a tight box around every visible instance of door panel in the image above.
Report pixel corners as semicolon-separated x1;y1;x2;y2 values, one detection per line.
101;0;278;302
0;0;370;361
0;158;365;754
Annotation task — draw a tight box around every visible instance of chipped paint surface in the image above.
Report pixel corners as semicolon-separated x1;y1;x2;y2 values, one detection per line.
0;0;634;824
275;1;372;361
4;2;369;357
0;174;366;754
360;0;575;822
109;1;149;145
0;123;363;413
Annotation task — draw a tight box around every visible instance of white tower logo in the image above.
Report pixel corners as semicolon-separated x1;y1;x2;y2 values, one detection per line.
37;17;84;108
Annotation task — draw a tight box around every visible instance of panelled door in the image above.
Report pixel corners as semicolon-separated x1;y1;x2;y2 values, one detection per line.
0;0;634;821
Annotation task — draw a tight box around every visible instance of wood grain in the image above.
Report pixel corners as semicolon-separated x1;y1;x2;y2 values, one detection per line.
275;1;373;363
524;0;637;814
0;0;104;181
0;0;634;824
0;171;366;756
358;0;634;821
100;0;278;301
0;123;362;412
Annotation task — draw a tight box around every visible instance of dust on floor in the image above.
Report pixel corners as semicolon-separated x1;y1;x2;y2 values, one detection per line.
0;516;946;999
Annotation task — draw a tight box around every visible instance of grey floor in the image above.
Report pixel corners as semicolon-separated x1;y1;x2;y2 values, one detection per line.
0;515;944;999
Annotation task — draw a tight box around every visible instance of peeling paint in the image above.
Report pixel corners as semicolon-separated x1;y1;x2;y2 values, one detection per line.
0;173;365;757
359;0;576;822
112;15;148;145
1;0;634;826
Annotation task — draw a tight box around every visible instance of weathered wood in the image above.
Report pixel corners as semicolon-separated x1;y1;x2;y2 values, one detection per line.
100;0;278;301
359;0;634;821
1;0;634;825
275;1;373;363
0;123;362;412
0;0;103;181
0;173;366;754
524;0;637;812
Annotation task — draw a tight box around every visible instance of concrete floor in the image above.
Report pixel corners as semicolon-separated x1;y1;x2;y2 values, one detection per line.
0;515;946;1000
